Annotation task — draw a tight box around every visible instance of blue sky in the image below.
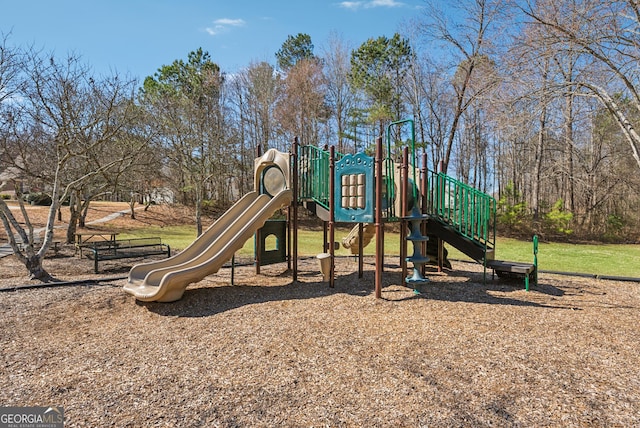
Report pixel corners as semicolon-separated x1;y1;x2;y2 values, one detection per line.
1;0;424;80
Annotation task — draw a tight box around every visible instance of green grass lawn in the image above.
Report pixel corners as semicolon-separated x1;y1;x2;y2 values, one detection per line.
120;226;640;278
433;237;640;278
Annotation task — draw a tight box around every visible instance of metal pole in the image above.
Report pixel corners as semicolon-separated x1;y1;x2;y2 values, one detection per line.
358;223;364;278
421;151;429;276
375;136;383;299
401;146;409;288
231;254;235;285
329;145;336;288
323;222;328;252
437;160;444;272
292;137;299;282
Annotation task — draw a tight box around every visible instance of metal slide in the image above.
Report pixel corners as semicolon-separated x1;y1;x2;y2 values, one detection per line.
124;189;292;302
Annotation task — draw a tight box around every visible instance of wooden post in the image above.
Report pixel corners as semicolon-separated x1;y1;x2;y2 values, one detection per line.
256;143;263;275
255;228;261;275
437;159;444;272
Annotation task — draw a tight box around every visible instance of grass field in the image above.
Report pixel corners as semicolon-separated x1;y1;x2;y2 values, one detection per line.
119;225;640;278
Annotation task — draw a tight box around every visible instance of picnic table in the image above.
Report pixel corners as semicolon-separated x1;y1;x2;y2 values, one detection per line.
86;237;170;273
75;232;119;257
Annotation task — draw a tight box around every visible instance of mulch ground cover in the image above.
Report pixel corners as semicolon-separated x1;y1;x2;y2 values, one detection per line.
1;250;638;427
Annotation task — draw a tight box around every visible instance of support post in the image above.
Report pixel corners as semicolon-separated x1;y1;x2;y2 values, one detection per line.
231;254;235;285
421;152;428;275
329;145;336;288
375;136;383;299
358;223;364;278
437;160;444;272
255;228;261;275
400;147;409;288
256;143;263;275
323;222;328;252
292;137;299;282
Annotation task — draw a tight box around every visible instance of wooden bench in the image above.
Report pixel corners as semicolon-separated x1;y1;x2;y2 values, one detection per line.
86;237;171;273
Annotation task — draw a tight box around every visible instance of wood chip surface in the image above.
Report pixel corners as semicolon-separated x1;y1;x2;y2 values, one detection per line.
1;249;638;427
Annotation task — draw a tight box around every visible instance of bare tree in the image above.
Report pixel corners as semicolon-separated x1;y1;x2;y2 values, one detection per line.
232;61;282;154
321;32;355;153
418;0;502;174
141;48;228;236
519;0;640;171
275;58;328;147
0;49;142;280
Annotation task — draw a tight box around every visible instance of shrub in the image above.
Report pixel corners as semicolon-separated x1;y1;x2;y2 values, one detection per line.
496;182;530;234
544;199;573;236
25;192;52;206
603;213;626;242
0;194;10;200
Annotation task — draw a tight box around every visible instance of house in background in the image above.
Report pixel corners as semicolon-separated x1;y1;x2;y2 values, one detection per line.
0;165;24;198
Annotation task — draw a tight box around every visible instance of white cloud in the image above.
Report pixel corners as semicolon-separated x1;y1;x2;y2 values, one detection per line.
339;0;404;10
205;18;246;36
369;0;404;7
214;18;246;27
339;1;364;10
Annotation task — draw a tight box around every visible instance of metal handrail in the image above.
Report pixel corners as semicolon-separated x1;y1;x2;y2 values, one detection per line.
298;145;343;209
427;171;496;250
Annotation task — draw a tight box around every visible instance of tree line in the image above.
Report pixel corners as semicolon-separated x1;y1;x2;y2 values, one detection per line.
2;0;640;279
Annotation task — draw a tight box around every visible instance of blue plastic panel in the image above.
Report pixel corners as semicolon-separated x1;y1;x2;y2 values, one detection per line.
334;153;374;223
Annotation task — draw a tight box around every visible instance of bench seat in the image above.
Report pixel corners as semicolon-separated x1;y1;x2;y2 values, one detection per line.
86;237;170;273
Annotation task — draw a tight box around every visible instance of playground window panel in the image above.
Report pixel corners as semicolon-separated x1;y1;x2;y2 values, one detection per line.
340;173;366;209
264;234;278;251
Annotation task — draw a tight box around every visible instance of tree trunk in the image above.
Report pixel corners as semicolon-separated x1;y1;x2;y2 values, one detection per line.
80;198;91;227
564;90;575;212
129;196;137;220
581;83;640;172
533;59;549;221
25;254;55;282
66;192;81;244
0;197;55;282
195;181;203;237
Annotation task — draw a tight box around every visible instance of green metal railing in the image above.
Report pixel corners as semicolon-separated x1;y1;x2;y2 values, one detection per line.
298;145;343;209
427;171;496;251
299;144;398;219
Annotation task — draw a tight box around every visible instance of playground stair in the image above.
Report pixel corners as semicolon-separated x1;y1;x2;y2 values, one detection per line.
426;213;536;290
425;217;495;263
425;171;536;289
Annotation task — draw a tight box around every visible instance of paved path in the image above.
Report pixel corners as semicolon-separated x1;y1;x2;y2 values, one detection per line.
0;207;136;258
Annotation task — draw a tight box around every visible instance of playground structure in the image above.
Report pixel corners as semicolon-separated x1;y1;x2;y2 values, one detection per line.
296;119;536;297
124;119;536;303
